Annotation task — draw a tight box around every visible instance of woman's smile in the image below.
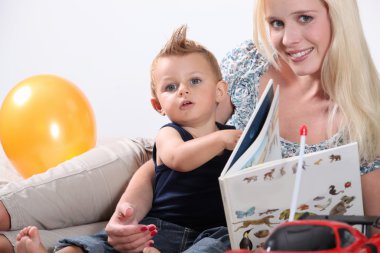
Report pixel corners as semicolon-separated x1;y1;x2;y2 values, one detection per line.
287;47;314;62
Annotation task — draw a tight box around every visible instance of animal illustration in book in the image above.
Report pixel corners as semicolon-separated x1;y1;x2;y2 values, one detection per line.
254;229;269;238
243;175;257;183
225;144;362;250
263;168;275;180
313;195;325;201
256;242;265;250
329;185;344;195
314;158;323;165
233;215;278;232
239;229;253;250
235;207;255;219
278;209;316;221
258;209;279;216
297;204;309;211
314;197;332;211
291;160;308;173
330;154;341;162
329;195;355;215
345;181;352;189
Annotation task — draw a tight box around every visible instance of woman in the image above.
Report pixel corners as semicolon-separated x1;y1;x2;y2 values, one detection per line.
1;0;380;252
110;0;380;252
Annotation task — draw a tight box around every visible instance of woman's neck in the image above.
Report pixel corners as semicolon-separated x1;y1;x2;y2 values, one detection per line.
259;60;325;101
263;60;338;145
278;59;326;100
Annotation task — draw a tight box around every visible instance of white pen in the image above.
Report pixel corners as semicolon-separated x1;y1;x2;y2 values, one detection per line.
289;125;307;222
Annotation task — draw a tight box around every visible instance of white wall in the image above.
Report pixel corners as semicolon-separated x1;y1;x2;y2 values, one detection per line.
0;0;379;140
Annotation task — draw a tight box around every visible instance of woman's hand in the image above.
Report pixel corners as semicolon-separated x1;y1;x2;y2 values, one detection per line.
106;203;157;253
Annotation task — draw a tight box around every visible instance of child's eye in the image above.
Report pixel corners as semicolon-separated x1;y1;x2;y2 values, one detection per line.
299;15;313;23
164;84;177;92
190;78;201;85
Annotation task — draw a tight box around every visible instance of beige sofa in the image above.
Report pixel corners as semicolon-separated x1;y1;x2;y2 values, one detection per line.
0;145;22;186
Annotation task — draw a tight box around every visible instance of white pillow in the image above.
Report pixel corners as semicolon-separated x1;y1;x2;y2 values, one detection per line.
0;144;22;185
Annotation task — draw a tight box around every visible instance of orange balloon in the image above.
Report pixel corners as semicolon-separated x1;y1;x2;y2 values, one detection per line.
0;74;96;178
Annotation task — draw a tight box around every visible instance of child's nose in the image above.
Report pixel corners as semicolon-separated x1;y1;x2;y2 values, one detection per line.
178;85;190;96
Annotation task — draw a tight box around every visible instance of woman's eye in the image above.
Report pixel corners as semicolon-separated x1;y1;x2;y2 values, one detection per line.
190;78;201;85
270;20;284;29
299;15;313;23
164;84;177;92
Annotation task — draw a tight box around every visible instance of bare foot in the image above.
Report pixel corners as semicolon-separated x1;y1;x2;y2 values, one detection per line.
15;226;48;253
143;246;161;253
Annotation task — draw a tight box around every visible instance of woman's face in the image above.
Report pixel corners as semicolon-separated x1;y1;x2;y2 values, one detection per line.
265;0;331;77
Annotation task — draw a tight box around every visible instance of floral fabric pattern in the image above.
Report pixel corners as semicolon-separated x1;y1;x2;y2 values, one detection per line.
220;40;380;175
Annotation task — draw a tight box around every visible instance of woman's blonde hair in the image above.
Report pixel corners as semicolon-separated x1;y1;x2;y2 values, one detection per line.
253;0;380;161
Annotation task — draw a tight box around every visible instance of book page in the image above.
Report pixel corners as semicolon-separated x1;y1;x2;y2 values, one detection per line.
221;79;281;176
226;89;281;174
221;143;362;249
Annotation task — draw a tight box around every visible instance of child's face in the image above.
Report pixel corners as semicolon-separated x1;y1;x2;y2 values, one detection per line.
152;53;221;126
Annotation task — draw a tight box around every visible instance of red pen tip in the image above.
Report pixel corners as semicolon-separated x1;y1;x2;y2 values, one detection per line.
300;125;308;136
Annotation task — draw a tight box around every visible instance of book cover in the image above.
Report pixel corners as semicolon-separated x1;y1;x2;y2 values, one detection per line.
219;80;363;250
222;79;282;175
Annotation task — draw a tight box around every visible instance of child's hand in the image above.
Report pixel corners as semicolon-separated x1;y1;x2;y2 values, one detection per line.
105;202;157;253
221;129;243;150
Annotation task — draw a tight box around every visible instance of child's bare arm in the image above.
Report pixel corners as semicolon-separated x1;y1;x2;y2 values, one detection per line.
155;127;242;172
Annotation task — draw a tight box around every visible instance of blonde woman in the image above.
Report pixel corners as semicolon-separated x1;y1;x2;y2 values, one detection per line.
113;1;380;252
1;0;379;252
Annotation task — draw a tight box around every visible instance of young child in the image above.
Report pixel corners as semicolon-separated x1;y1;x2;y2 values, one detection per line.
15;25;242;253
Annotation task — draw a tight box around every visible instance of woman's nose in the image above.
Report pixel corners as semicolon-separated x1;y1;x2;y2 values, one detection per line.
282;25;302;46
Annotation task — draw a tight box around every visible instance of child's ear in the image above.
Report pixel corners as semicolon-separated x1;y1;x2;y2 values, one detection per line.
150;98;166;116
216;80;228;103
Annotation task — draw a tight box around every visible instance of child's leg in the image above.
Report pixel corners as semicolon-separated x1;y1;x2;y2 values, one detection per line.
15;226;84;253
0;201;10;230
1;221;107;253
0;235;13;253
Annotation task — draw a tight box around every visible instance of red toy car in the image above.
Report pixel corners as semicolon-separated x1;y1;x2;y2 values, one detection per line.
226;216;380;253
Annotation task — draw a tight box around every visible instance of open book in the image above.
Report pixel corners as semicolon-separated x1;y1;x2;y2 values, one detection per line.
219;80;363;250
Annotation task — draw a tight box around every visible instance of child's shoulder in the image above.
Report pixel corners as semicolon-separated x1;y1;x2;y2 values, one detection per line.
156;122;192;142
